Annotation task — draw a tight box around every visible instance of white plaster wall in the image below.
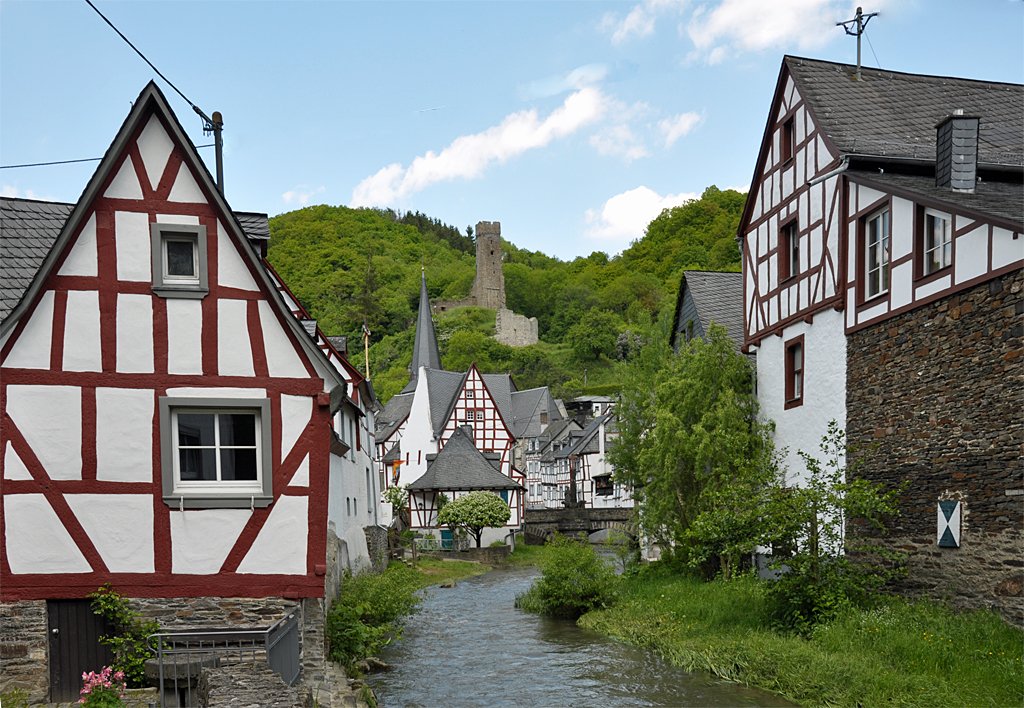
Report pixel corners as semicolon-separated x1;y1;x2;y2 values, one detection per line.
858;185;886;210
291;454;310;486
328;453;372;573
257;301;308;378
65;494;154;572
858;300;889;325
137;114;174;191
156;214;200;225
955;226;989;284
170;508;251;574
237;495;307;575
217;299;255;376
217;221;259;290
4;441;33;480
96;387;153;482
116;293;154;373
397;368;439;487
890;261;913;311
5;494;91;573
3;290;53;369
916;274;951;299
6;385;81;480
105;159;143;200
168;163;206;203
63;290;102;372
756;308;846;488
115;211;151;281
992;227;1024;269
280;394;312;461
166;387;266;398
166;299;203;374
891;197;914;259
58;213;98;277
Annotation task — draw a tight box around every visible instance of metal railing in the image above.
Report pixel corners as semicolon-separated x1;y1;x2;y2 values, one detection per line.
147;611;300;707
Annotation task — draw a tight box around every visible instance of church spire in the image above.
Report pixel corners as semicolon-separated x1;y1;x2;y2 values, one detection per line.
410;268;443;381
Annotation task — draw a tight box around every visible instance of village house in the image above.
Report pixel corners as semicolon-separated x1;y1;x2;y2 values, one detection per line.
669;270;745;352
533;418;582;509
739;56;1022;623
0;82;381;701
553;413;630;510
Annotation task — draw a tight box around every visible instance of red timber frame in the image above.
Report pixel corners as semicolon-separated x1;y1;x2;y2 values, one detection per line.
739;59;846;349
0;88;337;601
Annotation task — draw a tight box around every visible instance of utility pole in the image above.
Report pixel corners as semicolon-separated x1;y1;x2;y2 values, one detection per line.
837;7;878;81
196;107;224;193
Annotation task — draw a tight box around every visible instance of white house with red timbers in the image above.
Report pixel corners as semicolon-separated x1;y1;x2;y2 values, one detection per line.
739;57;1022;623
0;82;380;701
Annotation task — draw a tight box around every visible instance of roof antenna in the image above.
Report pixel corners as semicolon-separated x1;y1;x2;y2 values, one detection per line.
837;7;878;81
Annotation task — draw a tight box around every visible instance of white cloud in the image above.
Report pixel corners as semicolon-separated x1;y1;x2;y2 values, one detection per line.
590;125;650;163
1;185;52;200
601;0;689;45
585;186;698;243
686;0;862;63
659;111;703;147
351;87;609;207
724;184;750;194
282;185;325;206
519;64;608;100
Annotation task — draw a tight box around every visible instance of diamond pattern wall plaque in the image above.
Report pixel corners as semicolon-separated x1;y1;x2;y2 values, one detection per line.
937;501;961;548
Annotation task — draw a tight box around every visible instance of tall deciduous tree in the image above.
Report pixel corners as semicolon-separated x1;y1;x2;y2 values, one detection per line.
436;490;511;548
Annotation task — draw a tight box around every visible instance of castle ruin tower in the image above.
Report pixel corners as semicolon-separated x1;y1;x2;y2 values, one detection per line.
471;221;505;310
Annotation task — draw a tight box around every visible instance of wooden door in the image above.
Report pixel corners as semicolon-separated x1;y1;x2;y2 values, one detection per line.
47;600;116;702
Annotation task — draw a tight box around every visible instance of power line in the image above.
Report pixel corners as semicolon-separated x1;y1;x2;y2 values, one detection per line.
84;0;199;112
1;145;215;170
864;28;882;70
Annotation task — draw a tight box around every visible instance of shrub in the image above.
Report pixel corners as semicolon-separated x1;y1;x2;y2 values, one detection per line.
517;536;617;619
88;586;158;688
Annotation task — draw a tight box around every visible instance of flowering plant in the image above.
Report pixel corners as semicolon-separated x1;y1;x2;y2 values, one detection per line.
79;666;126;707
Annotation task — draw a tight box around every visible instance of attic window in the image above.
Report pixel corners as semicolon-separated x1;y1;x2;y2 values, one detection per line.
540;412;548;425
781;117;795;163
151;223;209;299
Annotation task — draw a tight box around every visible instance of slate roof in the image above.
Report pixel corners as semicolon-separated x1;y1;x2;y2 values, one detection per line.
409;271;443;380
556;413;614;459
786;56;1024;166
234;212;272;241
407;426;523;491
382;443;401;464
326;336;348;356
481;373;517;427
375;391;414;440
1;197;75;322
509;386;562;439
671;270;745;351
846;170;1024;226
424;369;469;437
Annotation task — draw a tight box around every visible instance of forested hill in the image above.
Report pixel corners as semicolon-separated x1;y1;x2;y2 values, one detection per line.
266;186;746;401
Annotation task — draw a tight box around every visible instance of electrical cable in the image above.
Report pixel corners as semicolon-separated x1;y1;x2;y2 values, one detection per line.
864;29;882;70
1;146;214;170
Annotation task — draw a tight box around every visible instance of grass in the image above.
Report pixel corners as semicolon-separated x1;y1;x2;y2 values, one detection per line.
578;568;1024;707
408;557;490;587
504;544;557;566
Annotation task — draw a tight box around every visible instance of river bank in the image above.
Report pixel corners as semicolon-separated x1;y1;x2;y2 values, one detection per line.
578;567;1024;707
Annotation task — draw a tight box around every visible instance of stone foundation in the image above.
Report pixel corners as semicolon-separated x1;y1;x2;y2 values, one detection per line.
0;600;48;702
847;269;1023;625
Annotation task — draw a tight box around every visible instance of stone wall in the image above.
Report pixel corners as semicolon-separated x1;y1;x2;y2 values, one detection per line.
0;600;48;702
362;525;389;574
846;269;1024;625
495;309;538;347
472;223;506;310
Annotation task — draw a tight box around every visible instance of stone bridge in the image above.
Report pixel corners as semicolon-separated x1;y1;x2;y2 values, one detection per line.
522;507;636;542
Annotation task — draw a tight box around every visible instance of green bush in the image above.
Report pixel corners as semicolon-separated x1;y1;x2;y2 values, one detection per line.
516;536;618;619
88;585;159;688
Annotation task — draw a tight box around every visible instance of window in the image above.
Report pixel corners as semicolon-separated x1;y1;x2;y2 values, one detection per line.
865;208;890;298
159;397;272;508
151;224;208;298
924;209;952;275
785;337;804;409
540;412;548;425
781;117;795;163
780;221;799;280
466;390;475;399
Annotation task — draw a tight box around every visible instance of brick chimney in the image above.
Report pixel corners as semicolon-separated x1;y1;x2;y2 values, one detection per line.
935;110;980;193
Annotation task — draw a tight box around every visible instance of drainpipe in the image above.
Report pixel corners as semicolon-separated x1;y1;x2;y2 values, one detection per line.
807;156;849;187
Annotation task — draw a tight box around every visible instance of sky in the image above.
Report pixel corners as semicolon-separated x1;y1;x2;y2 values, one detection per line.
2;1;1021;261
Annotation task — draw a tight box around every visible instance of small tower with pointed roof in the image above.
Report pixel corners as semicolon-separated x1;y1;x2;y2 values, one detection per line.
409;268;443;384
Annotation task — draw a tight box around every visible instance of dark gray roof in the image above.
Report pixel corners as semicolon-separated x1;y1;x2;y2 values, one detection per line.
671;270;744;350
234;212;271;241
846;170;1024;226
510;386;562;439
425;369;468;438
1;197;75;321
382;443;401;464
556;413;613;459
409;271;443;380
326;335;348;355
786;56;1023;166
375;392;414;440
407;426;522;491
481;373;516;428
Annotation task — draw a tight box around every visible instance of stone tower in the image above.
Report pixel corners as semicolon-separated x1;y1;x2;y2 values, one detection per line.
470;221;505;310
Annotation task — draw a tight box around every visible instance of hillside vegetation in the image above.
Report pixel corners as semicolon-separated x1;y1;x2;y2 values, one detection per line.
267;186;745;402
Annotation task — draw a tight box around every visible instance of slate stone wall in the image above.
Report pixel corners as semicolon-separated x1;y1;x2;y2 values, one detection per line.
0;600;48;702
847;269;1024;625
362;525;389;574
495;308;539;347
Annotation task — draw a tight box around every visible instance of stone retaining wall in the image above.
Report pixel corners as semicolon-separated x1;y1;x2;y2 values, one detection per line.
0;600;48;702
847;269;1023;625
422;545;511;564
362;525;389;574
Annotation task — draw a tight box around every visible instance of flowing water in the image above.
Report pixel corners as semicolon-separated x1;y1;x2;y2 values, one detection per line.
368;565;796;708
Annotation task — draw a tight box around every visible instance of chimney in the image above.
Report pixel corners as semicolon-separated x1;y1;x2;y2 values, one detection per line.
935;110;980;193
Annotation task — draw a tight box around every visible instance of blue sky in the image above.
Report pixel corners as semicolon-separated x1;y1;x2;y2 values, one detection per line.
2;1;1021;260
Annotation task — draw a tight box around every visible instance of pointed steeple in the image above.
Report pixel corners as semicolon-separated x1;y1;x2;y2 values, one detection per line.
410;268;443;381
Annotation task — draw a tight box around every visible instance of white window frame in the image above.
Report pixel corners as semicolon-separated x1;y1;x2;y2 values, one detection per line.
159;397;272;509
865;208;890;298
924;208;952;275
151;223;209;299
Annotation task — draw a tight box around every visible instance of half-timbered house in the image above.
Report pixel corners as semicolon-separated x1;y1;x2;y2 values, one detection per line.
739;57;1023;623
0;82;379;700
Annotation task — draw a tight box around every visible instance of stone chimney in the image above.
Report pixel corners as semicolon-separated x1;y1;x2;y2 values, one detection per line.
935;110;980;193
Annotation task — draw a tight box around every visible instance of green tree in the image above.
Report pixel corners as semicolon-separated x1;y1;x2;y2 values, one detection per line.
611;322;777;575
565;309;621;362
437;490;511;547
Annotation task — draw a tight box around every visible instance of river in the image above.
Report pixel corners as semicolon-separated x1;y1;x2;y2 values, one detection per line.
368;565;796;707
